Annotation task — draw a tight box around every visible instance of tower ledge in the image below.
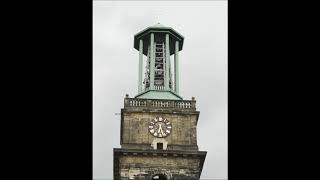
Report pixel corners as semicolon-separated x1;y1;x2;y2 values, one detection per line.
135;89;183;100
124;97;197;111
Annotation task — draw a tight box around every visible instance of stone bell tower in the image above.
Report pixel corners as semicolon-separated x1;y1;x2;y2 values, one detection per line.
113;23;207;180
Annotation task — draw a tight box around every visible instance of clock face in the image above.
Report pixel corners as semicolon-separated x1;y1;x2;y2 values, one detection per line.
148;116;172;138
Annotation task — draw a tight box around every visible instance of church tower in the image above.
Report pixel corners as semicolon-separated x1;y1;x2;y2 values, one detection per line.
113;23;207;180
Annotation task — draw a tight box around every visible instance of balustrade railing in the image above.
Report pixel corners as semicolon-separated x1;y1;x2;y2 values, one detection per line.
124;97;196;109
154;85;165;90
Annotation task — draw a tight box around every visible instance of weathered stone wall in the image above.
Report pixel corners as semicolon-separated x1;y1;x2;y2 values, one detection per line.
119;155;200;180
121;111;198;150
115;98;206;180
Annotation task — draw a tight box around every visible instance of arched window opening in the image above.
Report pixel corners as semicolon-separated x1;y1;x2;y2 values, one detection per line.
151;174;167;180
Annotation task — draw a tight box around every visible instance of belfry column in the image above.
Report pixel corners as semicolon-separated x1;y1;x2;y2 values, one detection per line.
150;33;155;90
174;41;179;94
138;40;143;93
165;34;170;90
169;52;173;90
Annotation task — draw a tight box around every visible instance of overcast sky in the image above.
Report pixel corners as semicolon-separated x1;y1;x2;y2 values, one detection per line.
93;1;227;179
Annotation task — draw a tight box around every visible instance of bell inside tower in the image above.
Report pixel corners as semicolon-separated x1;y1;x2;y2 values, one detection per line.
136;23;182;99
154;41;164;86
144;40;167;89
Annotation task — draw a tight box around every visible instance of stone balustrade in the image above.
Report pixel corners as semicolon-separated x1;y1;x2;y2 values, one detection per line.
124;97;196;110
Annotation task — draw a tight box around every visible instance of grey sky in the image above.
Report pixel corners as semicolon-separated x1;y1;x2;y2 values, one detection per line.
93;1;227;179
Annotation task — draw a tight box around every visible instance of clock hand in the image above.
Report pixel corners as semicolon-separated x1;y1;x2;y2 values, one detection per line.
160;128;164;135
158;125;165;135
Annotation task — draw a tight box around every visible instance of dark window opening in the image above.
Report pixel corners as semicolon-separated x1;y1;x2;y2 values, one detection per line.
151;174;167;180
157;143;163;150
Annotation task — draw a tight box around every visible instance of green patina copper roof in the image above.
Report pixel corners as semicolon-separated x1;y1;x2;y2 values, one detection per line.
133;23;184;56
135;90;183;100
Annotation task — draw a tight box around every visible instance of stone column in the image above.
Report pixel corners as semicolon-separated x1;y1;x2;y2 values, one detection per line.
165;34;170;90
138;39;143;93
150;33;155;90
174;41;179;94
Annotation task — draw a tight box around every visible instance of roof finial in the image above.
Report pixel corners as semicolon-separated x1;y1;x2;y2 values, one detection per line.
152;22;164;28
